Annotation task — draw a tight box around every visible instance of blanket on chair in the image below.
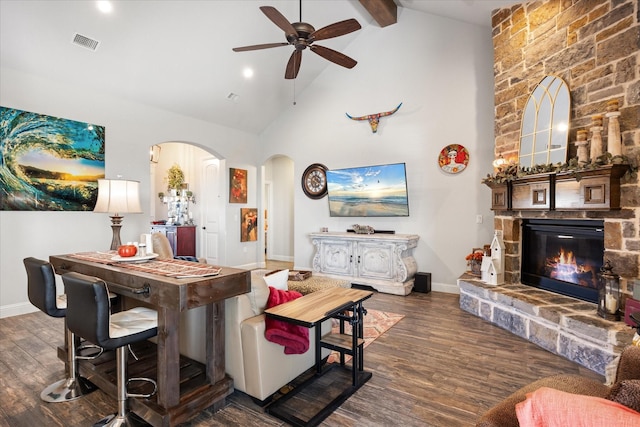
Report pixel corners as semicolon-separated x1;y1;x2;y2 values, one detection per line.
265;287;309;355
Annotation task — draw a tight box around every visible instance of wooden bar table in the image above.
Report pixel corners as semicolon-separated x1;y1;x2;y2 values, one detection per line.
50;253;250;427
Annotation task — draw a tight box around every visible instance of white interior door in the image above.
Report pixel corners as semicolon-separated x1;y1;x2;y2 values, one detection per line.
201;158;223;265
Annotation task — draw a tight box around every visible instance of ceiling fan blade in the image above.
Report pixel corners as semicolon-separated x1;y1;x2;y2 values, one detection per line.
232;42;289;52
310;19;361;41
285;50;302;80
310;45;357;69
260;6;298;38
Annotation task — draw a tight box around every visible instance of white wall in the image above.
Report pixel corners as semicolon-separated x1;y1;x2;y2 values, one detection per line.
0;67;259;317
1;8;497;316
260;9;496;291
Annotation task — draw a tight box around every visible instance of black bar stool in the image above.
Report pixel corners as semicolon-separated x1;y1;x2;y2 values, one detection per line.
24;257;98;402
62;272;158;427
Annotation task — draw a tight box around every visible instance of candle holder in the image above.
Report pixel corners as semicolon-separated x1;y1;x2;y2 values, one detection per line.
597;260;621;321
574;130;589;165
589;117;604;162
606;100;622;157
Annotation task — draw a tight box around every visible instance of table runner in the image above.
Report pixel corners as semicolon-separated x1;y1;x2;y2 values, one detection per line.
68;252;222;278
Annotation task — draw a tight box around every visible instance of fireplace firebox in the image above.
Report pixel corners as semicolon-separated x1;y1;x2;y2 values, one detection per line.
521;219;604;303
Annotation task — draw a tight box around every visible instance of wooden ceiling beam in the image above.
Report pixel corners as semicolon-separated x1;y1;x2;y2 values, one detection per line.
358;0;397;27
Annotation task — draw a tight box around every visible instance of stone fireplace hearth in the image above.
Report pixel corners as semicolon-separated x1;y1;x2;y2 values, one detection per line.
458;274;633;382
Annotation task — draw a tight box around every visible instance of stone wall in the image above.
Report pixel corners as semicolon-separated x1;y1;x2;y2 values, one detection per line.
491;0;640;295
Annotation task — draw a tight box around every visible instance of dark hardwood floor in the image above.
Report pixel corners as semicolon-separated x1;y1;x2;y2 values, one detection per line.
0;289;603;427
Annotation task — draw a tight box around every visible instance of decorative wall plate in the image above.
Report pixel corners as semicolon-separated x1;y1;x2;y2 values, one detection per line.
438;144;469;174
301;163;328;199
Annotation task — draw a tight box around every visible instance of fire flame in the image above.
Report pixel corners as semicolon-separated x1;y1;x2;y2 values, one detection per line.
545;247;597;288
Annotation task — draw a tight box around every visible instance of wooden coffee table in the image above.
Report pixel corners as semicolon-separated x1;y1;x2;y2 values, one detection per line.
264;287;373;426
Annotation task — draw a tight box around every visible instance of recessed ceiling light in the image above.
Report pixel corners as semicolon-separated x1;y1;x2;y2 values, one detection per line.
97;1;113;14
243;68;254;79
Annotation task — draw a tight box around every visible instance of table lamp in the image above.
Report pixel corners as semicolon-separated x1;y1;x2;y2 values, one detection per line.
93;179;142;250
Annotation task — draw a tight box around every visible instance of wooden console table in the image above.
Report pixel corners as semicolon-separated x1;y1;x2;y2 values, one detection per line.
309;232;419;295
264;287;373;426
49;253;249;426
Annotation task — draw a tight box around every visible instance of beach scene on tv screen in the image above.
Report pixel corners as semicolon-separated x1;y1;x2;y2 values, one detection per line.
327;163;409;217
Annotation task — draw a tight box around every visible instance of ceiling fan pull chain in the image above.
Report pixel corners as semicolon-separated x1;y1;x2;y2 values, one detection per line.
293;79;297;106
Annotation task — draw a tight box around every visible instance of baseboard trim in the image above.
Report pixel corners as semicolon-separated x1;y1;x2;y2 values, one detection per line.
432;281;460;294
1;302;38;319
267;255;294;262
235;262;262;270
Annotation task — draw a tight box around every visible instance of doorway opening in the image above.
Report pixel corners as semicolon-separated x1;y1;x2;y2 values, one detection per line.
150;142;225;265
262;155;294;267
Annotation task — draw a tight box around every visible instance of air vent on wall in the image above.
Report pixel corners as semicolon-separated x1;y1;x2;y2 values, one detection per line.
72;33;100;51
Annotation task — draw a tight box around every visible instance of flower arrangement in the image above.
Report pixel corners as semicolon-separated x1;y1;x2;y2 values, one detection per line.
466;249;484;276
465;251;483;262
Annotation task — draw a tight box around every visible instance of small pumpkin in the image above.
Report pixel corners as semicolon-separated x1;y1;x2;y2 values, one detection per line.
117;245;137;257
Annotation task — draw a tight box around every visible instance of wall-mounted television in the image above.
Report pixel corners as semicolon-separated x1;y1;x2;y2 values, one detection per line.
326;162;409;217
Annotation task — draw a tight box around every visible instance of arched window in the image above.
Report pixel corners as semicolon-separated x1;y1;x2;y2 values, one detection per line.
518;76;570;168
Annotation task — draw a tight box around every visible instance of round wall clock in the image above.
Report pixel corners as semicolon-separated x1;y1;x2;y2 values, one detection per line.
438;144;470;174
301;163;328;199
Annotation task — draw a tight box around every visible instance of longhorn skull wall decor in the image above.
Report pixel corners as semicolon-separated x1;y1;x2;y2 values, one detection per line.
345;102;402;133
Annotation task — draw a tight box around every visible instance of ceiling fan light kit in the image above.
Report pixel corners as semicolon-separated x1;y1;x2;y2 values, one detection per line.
232;4;361;79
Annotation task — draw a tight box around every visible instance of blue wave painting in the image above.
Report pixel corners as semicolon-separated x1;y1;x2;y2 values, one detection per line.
0;106;105;211
326;163;409;217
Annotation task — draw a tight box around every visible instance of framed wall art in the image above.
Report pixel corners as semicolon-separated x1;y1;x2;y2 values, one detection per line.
240;208;258;242
438;144;469;174
0;106;105;211
229;167;247;203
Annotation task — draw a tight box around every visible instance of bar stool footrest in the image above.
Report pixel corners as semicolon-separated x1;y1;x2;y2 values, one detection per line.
127;377;157;399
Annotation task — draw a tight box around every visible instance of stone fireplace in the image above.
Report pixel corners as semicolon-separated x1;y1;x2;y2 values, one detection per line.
459;0;639;381
459;210;635;381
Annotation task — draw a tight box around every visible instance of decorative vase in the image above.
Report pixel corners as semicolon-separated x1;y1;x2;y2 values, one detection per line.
470;260;482;276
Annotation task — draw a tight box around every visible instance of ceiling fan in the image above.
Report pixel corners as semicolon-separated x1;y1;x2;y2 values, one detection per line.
232;3;361;79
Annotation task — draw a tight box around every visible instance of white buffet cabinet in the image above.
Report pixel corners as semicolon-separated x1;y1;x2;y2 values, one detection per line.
309;232;419;295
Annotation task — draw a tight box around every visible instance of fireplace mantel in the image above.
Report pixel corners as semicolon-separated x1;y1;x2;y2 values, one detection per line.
486;164;630;212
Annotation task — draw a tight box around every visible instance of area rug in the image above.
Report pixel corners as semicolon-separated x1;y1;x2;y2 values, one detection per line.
326;309;404;364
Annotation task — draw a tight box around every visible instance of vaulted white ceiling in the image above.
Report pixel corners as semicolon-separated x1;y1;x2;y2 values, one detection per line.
0;0;516;134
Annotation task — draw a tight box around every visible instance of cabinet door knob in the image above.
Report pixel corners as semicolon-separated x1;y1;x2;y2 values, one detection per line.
202;227;206;230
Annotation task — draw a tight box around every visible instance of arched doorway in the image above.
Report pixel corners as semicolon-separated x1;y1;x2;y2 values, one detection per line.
150;142;225;265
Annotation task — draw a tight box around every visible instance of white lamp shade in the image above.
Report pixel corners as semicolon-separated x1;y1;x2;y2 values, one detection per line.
93;179;142;214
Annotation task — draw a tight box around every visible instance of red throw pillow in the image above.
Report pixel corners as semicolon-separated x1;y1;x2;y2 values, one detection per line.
516;387;640;427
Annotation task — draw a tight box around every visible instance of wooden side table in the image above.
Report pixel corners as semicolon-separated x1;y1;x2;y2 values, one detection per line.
264;287;373;426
